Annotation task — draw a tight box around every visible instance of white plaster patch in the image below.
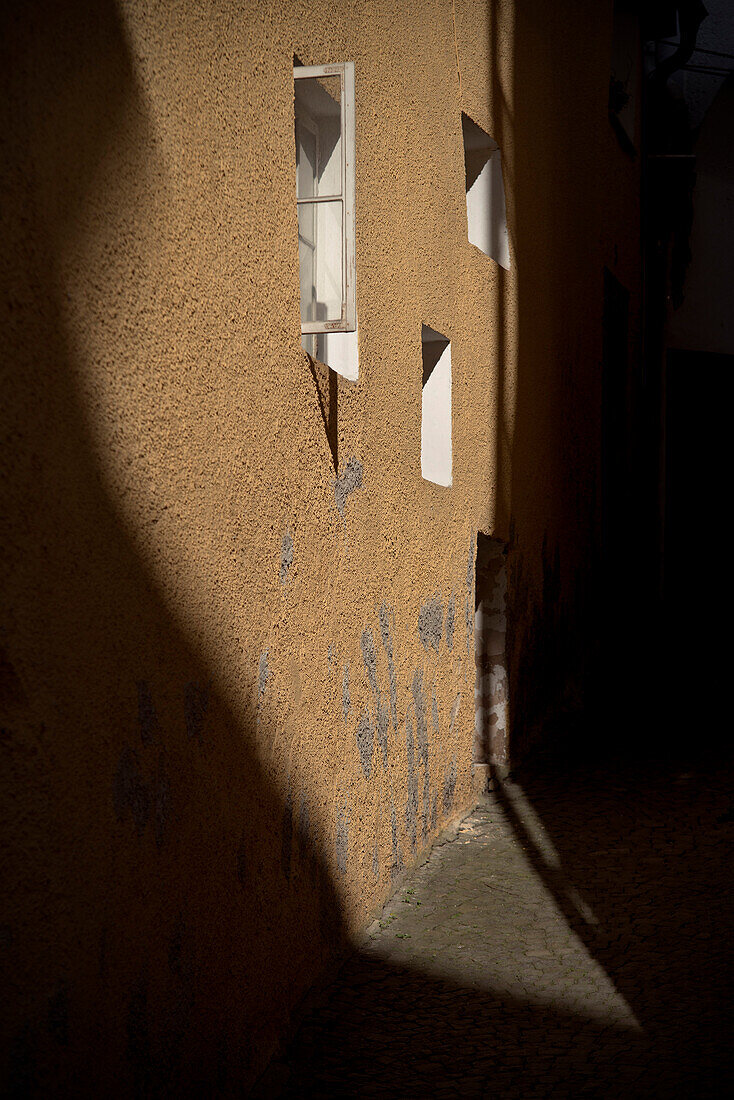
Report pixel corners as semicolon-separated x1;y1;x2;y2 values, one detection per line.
311;325;359;381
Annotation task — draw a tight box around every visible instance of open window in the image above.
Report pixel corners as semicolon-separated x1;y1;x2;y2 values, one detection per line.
421;326;452;487
294;63;356;364
461;113;510;269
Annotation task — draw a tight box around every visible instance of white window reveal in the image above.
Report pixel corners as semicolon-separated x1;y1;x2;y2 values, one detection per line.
421;325;452;487
294;62;357;379
462;113;510;270
307;326;359;382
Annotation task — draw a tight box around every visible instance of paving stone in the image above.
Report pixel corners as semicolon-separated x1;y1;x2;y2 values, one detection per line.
274;755;734;1098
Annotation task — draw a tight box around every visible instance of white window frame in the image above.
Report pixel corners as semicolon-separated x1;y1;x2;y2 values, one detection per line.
294;62;356;334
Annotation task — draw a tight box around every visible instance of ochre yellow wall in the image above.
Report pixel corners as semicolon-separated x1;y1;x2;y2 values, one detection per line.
1;0;640;1090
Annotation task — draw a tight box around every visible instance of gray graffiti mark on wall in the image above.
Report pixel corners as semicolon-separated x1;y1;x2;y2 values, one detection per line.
431;792;438;830
164;913;196;1070
279;531;294;585
184;682;209;741
445;594;456;651
378;602;398;733
114;746;150;835
356;706;374;778
411;670;428;767
422;768;430;840
443;758;458;813
299;794;310;845
335;797;349;874
258;651;272;706
281;788;293;881
154;754;171;849
372;835;379;878
376;699;389;771
98;927;109;987
342;664;350;723
431;683;440;739
466;533;476;655
114;745;170;845
449;692;461;737
167;913;195;1043
362;626;389;769
7;1022;36;1092
405;710;418;849
389;794;404;878
136;681;159;745
418;595;443;654
236;832;247;886
361;628;379;696
334;456;363;517
126;978;150;1085
47;981;69;1047
168;912;195;992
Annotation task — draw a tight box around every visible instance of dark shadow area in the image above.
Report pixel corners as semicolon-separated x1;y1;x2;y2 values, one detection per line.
420;325;450;388
504;0;614;763
0;2;346;1093
272;746;733;1098
278;958;652;1098
660;348;734;743
306;354;339;471
601;267;631;582
461;112;494;191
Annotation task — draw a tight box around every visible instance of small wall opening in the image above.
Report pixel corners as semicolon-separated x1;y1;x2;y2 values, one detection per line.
461;112;510;269
420;325;452;487
473;533;509;773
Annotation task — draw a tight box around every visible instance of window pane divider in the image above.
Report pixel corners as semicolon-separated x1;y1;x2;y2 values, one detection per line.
297;194;344;204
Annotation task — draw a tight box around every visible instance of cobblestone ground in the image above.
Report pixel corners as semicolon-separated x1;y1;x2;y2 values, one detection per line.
266;755;733;1098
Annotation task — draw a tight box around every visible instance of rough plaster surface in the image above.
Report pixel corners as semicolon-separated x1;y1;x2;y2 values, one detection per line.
1;0;640;1091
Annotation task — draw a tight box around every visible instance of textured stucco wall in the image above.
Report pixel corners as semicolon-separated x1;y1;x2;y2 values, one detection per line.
1;0;640;1091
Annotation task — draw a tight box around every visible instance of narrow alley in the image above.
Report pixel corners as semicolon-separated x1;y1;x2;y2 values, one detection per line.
266;750;733;1098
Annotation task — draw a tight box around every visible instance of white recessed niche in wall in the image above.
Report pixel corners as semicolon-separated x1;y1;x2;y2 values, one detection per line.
421;325;452;487
462;112;510;270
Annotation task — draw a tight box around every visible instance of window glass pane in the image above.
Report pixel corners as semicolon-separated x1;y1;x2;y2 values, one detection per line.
298;200;343;323
295;75;342;199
